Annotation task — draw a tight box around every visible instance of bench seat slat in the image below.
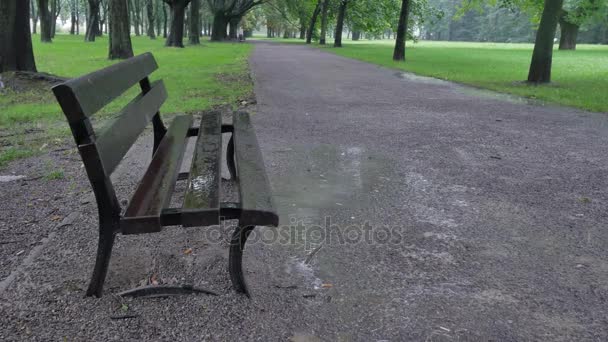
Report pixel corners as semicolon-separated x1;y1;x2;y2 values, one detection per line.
233;112;279;227
96;80;167;176
121;115;193;234
181;111;222;227
52;53;158;123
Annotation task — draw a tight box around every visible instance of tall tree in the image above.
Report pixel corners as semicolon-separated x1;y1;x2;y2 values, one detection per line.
31;0;39;34
86;0;102;41
559;10;579;49
162;2;168;37
0;0;37;73
393;0;410;61
108;0;134;59
37;0;52;42
334;0;348;47
319;0;329;44
50;0;60;37
163;0;191;47
189;0;201;43
306;0;322;43
527;0;564;83
147;0;156;38
70;0;77;34
131;0;143;36
558;0;603;50
208;0;265;41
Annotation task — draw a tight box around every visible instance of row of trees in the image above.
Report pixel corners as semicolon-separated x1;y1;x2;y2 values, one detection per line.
1;0;267;72
252;0;606;82
1;0;607;82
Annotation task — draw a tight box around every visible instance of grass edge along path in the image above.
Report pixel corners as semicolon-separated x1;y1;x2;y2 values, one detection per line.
258;38;607;113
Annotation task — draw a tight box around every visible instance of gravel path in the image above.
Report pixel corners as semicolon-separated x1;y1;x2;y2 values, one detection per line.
1;41;607;341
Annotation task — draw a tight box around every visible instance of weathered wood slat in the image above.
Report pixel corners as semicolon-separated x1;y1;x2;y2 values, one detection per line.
233;112;279;227
181;111;222;227
121;115;193;234
52;53;158;123
96;80;167;176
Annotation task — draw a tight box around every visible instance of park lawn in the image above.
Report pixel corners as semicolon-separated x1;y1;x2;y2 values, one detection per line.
0;35;253;168
316;40;608;113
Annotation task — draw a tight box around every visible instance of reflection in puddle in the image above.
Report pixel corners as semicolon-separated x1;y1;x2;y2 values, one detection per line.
271;144;392;291
273;144;388;211
394;72;451;86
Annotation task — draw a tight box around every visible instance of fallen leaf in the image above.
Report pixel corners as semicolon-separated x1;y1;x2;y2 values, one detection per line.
321;283;333;288
184;248;193;255
51;215;62;221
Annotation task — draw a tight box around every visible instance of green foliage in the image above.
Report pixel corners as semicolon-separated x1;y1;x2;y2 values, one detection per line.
320;40;608;112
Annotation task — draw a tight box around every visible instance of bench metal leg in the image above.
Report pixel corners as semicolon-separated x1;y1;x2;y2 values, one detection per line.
229;224;255;297
226;134;237;181
86;223;116;297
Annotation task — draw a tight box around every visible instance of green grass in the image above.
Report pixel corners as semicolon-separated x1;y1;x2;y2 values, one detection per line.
266;38;608;113
0;147;34;168
45;169;65;180
0;34;253;168
1;34;253;125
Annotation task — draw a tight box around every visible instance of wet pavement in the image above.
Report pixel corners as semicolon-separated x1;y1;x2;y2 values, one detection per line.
247;41;608;340
1;41;607;341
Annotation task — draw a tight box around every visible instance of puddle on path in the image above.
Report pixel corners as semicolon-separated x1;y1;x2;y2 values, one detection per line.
394;71;543;106
394;71;451;86
270;143;393;289
273;144;390;212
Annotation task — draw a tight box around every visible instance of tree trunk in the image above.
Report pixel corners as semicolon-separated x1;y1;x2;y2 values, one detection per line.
229;16;240;40
334;0;347;47
146;0;156;38
108;0;134;59
50;0;57;37
352;30;360;41
131;0;141;36
70;1;76;34
164;0;189;47
31;1;38;34
162;2;168;37
0;0;37;73
37;0;52;42
527;0;563;83
393;0;410;61
187;0;199;43
76;0;79;34
211;11;228;41
299;19;306;39
319;0;328;44
306;0;321;44
558;12;578;50
85;0;101;41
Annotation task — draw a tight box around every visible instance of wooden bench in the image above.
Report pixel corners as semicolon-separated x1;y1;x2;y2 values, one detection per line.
52;53;278;298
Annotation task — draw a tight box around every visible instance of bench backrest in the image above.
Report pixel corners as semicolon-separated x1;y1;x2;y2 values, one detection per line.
52;53;168;218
